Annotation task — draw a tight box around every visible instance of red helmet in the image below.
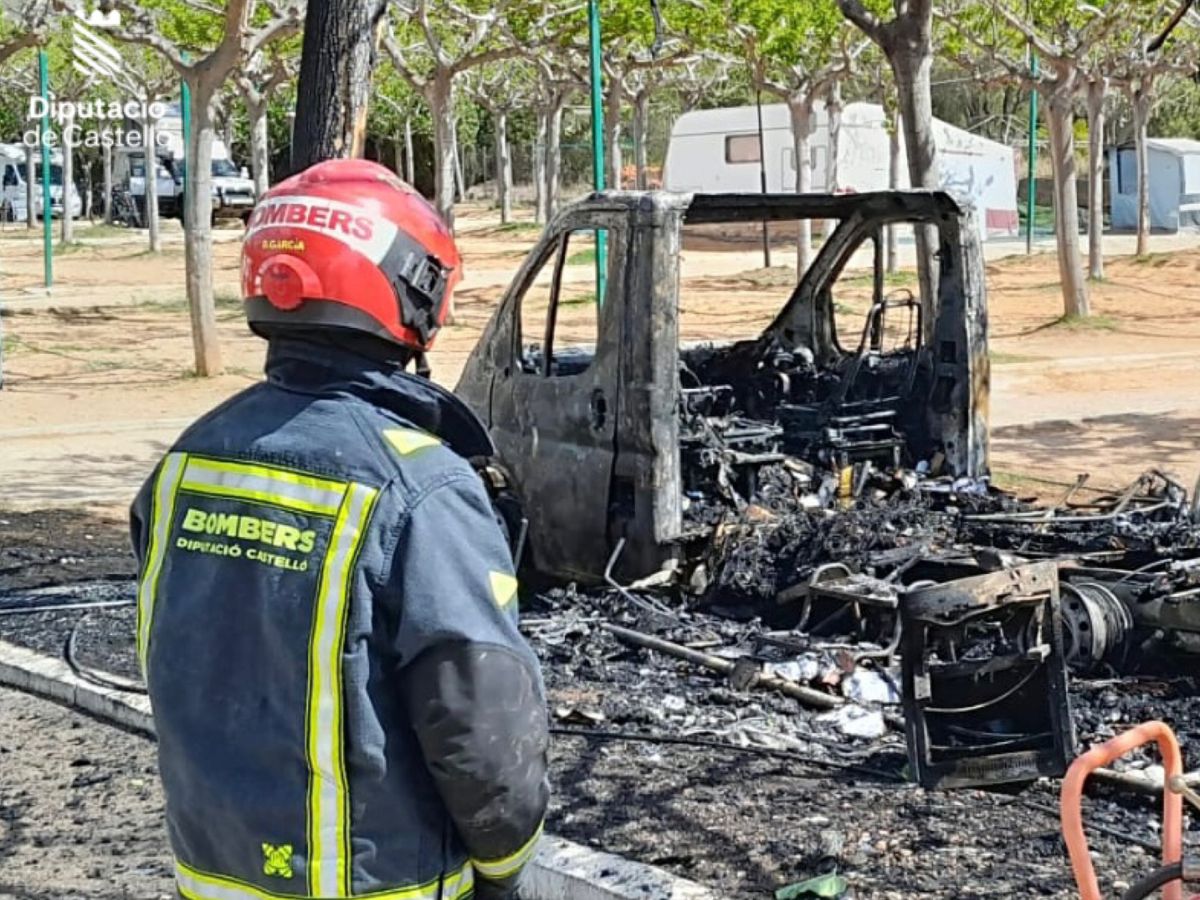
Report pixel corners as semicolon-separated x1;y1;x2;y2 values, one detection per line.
241;159;460;352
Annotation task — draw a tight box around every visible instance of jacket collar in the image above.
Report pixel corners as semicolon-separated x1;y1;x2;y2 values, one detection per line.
264;336;495;460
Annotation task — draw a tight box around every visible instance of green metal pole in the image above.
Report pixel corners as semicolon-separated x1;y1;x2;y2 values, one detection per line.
1025;0;1038;255
181;71;191;218
1025;59;1038;254
37;49;52;288
587;0;607;305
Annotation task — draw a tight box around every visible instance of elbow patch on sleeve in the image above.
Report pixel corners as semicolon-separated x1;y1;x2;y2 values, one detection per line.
403;640;550;865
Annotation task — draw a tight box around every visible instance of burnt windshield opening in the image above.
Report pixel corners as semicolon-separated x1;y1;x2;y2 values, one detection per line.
676;206;956;540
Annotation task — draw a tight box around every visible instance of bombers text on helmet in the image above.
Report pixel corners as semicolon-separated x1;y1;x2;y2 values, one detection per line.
241;159;461;353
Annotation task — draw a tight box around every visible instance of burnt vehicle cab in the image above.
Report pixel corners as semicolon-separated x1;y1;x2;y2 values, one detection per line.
455;191;990;582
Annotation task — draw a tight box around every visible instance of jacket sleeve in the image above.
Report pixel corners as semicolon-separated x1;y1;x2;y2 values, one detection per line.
389;473;549;898
129;466;158;568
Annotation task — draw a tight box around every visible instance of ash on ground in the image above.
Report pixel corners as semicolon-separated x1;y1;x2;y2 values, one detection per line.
4;497;1200;897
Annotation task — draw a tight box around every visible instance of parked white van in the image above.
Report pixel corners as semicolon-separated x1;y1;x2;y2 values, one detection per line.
0;143;84;221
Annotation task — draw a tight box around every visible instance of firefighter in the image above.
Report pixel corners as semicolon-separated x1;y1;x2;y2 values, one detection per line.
131;158;548;900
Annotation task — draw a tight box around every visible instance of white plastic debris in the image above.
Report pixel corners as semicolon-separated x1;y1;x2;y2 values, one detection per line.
842;669;901;705
818;704;887;739
764;656;822;684
661;694;686;713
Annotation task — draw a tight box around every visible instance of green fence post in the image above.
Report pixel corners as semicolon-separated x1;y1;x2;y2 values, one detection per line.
587;0;607;306
38;49;52;288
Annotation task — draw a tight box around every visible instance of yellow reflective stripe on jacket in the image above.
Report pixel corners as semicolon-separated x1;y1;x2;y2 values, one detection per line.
181;457;347;517
175;860;474;900
135;451;188;676
472;821;544;881
306;482;379;898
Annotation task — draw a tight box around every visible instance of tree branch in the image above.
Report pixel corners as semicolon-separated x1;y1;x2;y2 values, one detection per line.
837;0;887;46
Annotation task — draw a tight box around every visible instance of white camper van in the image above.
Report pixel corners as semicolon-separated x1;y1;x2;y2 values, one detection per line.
153;104;257;220
663;102;1019;240
0;143;83;221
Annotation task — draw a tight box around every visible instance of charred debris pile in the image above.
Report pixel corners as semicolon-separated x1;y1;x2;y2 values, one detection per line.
530;341;1200;790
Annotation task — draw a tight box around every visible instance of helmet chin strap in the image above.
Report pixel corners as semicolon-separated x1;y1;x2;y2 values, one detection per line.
411;351;431;380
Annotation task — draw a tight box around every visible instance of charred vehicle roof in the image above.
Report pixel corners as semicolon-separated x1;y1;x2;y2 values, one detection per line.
455;190;990;583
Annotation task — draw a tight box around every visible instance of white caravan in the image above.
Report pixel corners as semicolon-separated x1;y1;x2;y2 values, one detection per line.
0;143;84;221
662;102;1019;240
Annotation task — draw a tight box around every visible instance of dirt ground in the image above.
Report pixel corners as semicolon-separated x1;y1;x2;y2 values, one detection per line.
3;509;1197;900
0;685;175;900
2;209;1200;509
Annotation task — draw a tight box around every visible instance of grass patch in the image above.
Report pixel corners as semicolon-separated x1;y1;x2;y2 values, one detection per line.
1133;251;1176;268
1048;313;1119;332
990;351;1045;365
562;291;597;306
215;290;243;308
732;266;796;288
840;271;918;288
75;223;140;239
990;468;1052;498
566;247;596;266
1;333;19;356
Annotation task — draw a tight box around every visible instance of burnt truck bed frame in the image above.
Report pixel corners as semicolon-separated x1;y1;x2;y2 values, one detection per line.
455;190;990;582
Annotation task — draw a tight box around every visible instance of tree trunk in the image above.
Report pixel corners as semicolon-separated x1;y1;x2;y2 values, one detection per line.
891;41;938;320
143;117;161;253
888;111;901;274
1045;91;1089;318
61;107;74;245
494;108;512;224
632;89;649;190
824;79;843;238
247;96;271;196
1132;83;1152;257
427;72;457;227
545;98;565;215
452;116;465;202
83;160;93;221
533;108;548;224
184;81;223;376
788;94;815;277
291;0;388;172
604;79;623;190
1085;79;1106;280
102;141;113;224
404;116;415;184
25;146;34;230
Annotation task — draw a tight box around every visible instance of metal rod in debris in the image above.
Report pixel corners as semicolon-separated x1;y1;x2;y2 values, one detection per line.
602;622;843;711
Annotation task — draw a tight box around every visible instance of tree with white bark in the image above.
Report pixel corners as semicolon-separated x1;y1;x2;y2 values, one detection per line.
383;0;554;227
101;0;303;377
0;0;48;66
529;50;582;223
838;0;940;311
235;50;295;195
730;0;863;274
373;70;427;185
945;0;1132;318
593;0;713;190
464;59;534;223
1103;7;1198;257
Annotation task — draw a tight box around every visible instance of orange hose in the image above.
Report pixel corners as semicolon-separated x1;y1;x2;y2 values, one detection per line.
1061;721;1183;900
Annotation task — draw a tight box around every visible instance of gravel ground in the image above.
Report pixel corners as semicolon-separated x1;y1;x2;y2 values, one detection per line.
0;687;174;900
3;509;1200;898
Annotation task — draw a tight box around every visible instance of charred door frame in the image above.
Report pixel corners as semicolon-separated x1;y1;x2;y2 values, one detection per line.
481;205;632;580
